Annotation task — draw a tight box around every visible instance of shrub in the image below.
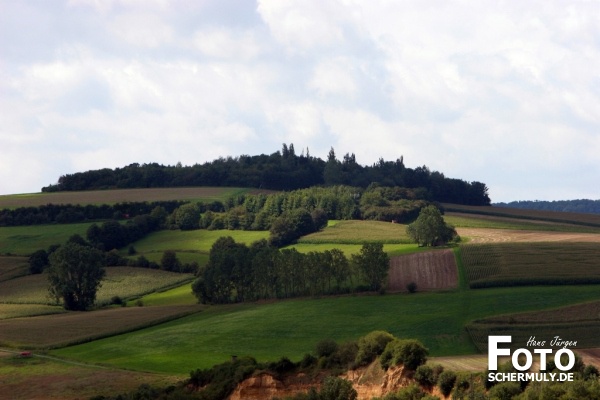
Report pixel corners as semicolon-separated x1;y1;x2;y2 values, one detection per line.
488;382;522;400
316;339;339;358
380;339;428;371
406;282;417;293
355;331;395;366
438;370;457;397
414;365;435;387
319;376;357;400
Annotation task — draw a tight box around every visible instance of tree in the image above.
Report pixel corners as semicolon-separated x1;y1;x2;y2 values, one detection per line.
406;205;457;247
174;203;201;230
28;249;48;274
160;250;180;272
47;242;106;311
352;243;390;291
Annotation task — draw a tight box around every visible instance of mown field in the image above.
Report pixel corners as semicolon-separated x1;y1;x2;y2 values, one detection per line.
51;285;600;374
0;187;266;209
461;242;600;288
298;220;412;244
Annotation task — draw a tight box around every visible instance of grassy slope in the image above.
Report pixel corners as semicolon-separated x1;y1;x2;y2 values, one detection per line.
0;223;97;256
52;285;600;374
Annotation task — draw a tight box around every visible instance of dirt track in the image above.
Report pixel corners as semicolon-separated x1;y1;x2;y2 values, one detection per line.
457;228;600;244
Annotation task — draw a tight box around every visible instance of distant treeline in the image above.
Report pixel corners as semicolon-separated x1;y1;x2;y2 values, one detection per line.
0;201;186;226
41;144;491;206
495;199;600;215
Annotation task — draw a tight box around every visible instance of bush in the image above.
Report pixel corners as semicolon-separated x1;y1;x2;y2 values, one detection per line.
438;370;457;397
488;381;522;400
355;331;395;366
380;339;428;371
406;282;417;293
414;365;435;387
316;339;339;358
319;376;357;400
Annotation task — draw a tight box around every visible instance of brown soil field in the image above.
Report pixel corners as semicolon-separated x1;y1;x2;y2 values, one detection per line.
387;249;458;292
0;256;28;282
0;187;274;208
457;228;600;244
0;305;203;348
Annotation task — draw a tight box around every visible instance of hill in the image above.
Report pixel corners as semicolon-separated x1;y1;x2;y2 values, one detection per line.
40;144;491;206
495;199;600;214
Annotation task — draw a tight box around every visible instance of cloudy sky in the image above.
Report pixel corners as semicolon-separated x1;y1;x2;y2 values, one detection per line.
1;0;599;202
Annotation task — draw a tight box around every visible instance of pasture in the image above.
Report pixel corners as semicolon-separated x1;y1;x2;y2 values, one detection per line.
51;285;600;374
460;242;600;288
0;187;266;209
298;220;412;244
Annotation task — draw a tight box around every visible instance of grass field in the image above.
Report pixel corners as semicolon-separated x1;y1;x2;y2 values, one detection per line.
298;220;412;244
0;223;97;256
0;267;194;305
0;304;66;320
51;285;600;374
460;242;600;288
125;229;270;267
127;282;196;306
0;187;269;209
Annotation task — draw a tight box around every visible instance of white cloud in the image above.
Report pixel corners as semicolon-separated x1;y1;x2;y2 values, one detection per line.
1;0;599;202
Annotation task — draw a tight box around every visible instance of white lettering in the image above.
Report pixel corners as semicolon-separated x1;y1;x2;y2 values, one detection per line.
489;336;512;370
512;348;533;371
554;349;576;371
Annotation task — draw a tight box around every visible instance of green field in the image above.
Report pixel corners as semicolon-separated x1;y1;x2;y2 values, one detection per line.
52;285;600;374
0;223;98;256
0;267;194;305
298;220;412;244
461;242;600;288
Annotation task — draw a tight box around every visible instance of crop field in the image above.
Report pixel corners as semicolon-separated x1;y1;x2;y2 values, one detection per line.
0;187;270;209
460;242;600;288
0;351;182;400
0;222;98;256
0;304;66;320
298;220;412;244
0;267;194;305
128;282;196;306
387;249;458;292
445;213;600;233
456;227;600;244
467;300;600;353
50;285;600;374
443;203;600;228
0;305;202;349
0;256;28;282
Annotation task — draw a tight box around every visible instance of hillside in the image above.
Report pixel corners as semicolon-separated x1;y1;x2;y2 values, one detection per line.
40;144;491;206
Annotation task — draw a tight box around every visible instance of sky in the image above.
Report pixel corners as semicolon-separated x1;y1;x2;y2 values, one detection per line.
1;0;599;202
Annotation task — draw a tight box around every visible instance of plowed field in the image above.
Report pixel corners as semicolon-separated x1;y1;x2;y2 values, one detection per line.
387;249;458;292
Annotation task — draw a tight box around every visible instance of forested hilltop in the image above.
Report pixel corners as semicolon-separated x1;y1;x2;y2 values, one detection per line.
42;144;491;206
495;199;600;215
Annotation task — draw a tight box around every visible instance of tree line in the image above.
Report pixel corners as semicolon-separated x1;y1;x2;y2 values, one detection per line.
41;144;491;206
495;199;600;215
0;200;185;227
192;237;390;304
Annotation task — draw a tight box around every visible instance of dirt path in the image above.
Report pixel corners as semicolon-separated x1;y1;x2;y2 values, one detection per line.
457;228;600;244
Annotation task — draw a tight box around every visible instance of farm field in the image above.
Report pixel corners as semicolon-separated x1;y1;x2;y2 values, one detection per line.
456;227;600;243
0;256;28;282
446;212;600;233
387;249;458;292
0;223;98;256
0;187;268;209
0;267;194;306
298;220;412;244
0;351;181;400
125;229;270;266
51;284;600;374
443;203;600;228
0;305;203;348
460;242;600;288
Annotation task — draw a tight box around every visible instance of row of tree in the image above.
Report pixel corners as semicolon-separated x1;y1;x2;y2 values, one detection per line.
42;144;491;205
192;237;390;304
0;200;185;227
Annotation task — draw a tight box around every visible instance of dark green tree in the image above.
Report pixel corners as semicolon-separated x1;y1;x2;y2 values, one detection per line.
352;243;390;291
406;205;457;246
174;203;201;230
160;250;180;272
47;242;105;311
28;249;48;274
